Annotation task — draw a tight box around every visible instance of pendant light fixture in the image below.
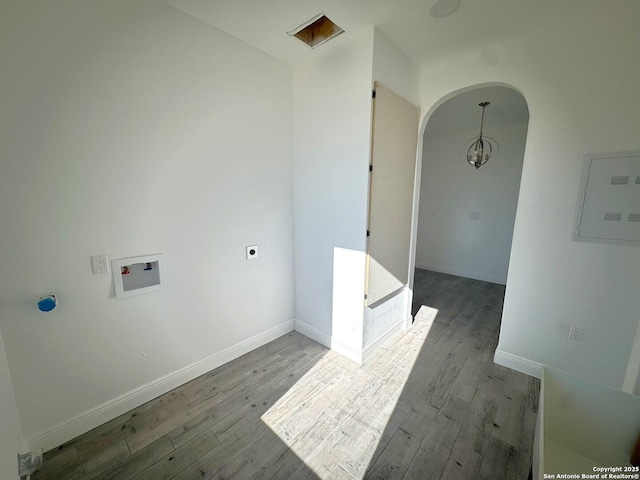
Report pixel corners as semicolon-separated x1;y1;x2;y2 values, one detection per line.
467;102;498;170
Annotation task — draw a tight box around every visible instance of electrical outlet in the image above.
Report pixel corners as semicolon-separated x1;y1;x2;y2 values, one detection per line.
568;325;585;342
91;255;109;274
246;245;258;260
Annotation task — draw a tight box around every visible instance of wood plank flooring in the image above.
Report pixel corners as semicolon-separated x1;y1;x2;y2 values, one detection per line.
33;269;539;480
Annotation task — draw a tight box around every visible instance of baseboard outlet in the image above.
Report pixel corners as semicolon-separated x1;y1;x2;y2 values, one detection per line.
27;320;295;453
415;262;506;286
362;316;408;364
494;349;543;379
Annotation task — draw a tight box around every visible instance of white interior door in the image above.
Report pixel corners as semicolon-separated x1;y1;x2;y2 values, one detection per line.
366;83;419;306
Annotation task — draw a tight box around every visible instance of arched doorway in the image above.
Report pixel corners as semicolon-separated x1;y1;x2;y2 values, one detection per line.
409;85;529;315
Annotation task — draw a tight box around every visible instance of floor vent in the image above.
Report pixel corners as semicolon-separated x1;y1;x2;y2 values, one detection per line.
287;14;344;49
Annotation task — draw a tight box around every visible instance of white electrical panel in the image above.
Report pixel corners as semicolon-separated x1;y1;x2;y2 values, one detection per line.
573;151;640;246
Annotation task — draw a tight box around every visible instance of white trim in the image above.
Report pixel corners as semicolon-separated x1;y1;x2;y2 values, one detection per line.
415;262;506;286
362;316;409;363
26;320;295;452
533;370;545;480
404;313;413;330
294;318;408;365
293;319;331;348
494;349;543;378
330;339;362;365
294;319;363;364
623;317;640;395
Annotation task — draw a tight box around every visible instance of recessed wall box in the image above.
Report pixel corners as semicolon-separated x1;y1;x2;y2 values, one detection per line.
573;151;640;246
112;254;166;299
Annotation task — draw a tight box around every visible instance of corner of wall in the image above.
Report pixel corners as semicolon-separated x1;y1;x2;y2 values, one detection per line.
494;348;543;379
0;330;24;479
372;29;420;107
26;320;295;452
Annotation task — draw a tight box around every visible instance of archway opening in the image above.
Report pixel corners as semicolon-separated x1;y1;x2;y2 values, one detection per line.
411;85;529;315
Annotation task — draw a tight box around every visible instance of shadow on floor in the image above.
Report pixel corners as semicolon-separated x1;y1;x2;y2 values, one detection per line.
33;270;539;480
361;269;539;479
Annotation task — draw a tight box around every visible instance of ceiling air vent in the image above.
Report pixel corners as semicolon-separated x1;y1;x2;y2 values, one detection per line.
636;175;640;184
610;175;630;185
628;213;640;222
287;14;344;49
604;212;622;221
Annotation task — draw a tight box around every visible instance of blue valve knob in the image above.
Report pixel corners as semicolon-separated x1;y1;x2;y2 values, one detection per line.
37;295;57;312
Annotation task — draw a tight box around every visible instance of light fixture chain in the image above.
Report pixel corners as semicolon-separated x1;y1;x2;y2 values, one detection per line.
479;101;489;136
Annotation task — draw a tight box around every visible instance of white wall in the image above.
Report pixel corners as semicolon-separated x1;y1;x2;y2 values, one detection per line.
364;30;420;348
372;30;420;106
293;28;421;360
0;331;22;480
416;2;640;388
292;29;374;343
416;121;527;285
0;0;294;447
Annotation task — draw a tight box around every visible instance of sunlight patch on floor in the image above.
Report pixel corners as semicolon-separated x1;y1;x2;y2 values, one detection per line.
259;305;440;477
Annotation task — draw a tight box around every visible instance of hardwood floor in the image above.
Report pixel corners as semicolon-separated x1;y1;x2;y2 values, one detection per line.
33;269;540;480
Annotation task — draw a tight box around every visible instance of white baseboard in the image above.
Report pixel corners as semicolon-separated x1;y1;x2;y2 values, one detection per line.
404;314;414;330
27;320;295;453
330;339;362;365
362;316;409;364
294;320;362;365
293;319;331;348
415;262;506;286
294;318;407;366
294;319;362;364
494;349;543;379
